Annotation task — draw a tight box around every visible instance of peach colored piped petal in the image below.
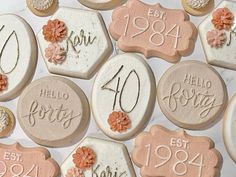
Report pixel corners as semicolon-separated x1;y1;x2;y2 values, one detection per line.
45;43;66;64
0;74;8;92
108;111;131;133
66;167;84;177
212;7;234;30
206;29;226;48
72;146;96;170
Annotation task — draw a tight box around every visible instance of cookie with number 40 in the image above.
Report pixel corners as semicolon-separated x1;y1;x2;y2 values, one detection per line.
133;125;223;177
109;0;198;63
92;53;156;141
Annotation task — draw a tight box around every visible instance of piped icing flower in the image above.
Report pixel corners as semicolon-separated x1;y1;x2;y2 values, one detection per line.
0;110;9;132
45;43;66;64
66;167;84;177
72;147;96;170
0;74;8;92
212;7;234;30
108;111;131;132
43;19;67;42
30;0;54;11
187;0;210;9
206;29;226;48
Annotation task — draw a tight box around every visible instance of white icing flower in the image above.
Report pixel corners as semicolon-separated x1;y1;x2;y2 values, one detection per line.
0;110;9;132
31;0;54;11
187;0;210;9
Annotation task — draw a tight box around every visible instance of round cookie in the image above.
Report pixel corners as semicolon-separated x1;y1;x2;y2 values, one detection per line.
223;93;236;163
157;61;228;130
0;14;37;102
0;106;15;138
26;0;58;17
182;0;214;16
92;53;156;140
17;76;90;147
78;0;127;10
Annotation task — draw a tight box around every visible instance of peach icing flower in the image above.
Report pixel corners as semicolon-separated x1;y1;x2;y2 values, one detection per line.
45;43;66;64
0;74;8;92
212;7;234;30
43;19;67;42
66;167;84;177
108;111;131;132
72;147;96;170
206;29;226;48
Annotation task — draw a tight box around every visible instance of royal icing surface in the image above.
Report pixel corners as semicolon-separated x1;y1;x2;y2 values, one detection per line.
109;0;197;62
133;125;223;177
0;110;9;132
61;137;136;177
37;7;113;79
199;1;236;70
0;14;37;101
0;143;59;177
79;0;127;10
17;76;90;147
187;0;210;9
92;53;156;140
157;61;228;130
30;0;54;10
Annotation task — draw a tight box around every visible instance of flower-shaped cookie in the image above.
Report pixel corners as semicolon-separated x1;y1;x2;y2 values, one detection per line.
0;74;8;92
212;7;234;30
45;43;66;64
43;19;67;42
72;147;96;170
132;125;223;177
66;167;84;177
206;29;226;47
108;111;131;132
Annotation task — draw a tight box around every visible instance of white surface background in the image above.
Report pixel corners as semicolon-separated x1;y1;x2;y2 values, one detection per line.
0;0;235;176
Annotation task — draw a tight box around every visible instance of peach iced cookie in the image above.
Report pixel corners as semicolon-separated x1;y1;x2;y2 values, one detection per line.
199;1;236;70
109;0;197;63
37;7;113;79
78;0;127;10
92;53;156;140
0;143;59;177
157;61;228;130
17;76;90;147
132;125;223;177
0;14;37;101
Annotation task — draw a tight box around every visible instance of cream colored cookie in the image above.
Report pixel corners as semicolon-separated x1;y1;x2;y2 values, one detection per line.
0;106;15;138
182;0;214;16
26;0;58;17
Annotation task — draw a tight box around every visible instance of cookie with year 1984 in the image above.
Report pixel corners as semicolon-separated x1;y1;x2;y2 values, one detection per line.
157;60;228;130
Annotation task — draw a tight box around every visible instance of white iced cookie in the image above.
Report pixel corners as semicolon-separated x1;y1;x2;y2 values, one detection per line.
0;106;15;138
0;110;9;132
223;93;236;162
79;0;127;10
0;14;37;102
182;0;213;16
92;53;156;140
61;137;136;177
187;0;210;9
199;1;236;70
37;7;113;79
31;0;54;10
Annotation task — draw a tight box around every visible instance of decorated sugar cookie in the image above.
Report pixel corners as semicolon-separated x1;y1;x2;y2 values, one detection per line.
199;1;236;70
182;0;214;16
109;0;198;63
0;14;37;102
223;93;236;163
37;7;113;79
157;61;228;130
0;143;59;177
92;53;156;140
26;0;58;17
61;137;136;177
133;125;223;177
79;0;127;10
17;76;90;147
0;107;15;138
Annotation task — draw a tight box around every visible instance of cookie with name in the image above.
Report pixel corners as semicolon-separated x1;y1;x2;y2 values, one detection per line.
133;125;223;177
79;0;127;10
92;53;156;140
223;93;236;163
157;61;228;130
109;0;198;63
17;76;90;147
182;0;214;16
61;136;136;177
0;14;37;101
0;143;59;177
0;106;15;138
37;7;113;79
199;1;236;70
